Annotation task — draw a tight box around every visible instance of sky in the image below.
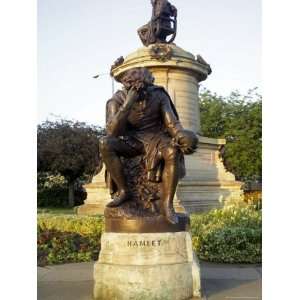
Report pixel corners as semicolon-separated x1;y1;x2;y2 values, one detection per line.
38;0;261;126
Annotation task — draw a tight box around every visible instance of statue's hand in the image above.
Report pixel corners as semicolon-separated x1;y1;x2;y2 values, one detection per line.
175;130;198;154
126;87;140;106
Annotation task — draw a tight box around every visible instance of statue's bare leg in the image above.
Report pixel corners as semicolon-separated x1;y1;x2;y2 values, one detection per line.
161;145;180;224
99;136;142;207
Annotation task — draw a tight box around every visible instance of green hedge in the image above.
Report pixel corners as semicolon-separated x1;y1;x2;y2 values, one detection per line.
37;215;104;266
191;207;262;263
37;173;86;207
37;188;69;207
37;207;261;266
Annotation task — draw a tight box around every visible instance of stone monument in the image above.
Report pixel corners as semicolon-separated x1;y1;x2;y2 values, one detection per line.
94;67;201;299
93;2;203;299
78;0;243;217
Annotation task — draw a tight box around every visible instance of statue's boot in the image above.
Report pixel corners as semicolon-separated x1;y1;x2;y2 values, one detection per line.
106;190;130;207
163;200;179;224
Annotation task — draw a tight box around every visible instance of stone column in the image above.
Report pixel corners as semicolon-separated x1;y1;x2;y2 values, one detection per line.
153;67;200;133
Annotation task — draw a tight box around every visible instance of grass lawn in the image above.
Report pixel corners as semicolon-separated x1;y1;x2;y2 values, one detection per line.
37;207;76;215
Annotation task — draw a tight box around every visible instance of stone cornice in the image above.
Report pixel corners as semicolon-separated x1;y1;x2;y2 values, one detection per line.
111;43;211;83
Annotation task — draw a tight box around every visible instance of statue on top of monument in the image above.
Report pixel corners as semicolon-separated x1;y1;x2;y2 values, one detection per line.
100;67;197;225
138;0;177;47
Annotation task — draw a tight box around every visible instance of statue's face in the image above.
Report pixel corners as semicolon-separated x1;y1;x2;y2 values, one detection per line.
122;68;154;92
129;69;142;84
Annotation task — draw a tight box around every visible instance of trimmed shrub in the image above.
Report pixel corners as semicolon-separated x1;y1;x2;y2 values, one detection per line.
38;214;104;236
191;207;262;263
37;188;69;207
37;173;86;207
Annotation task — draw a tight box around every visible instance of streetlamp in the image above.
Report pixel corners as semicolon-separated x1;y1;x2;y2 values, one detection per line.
93;73;115;95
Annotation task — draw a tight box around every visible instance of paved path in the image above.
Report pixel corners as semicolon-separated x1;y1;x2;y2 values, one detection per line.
37;261;261;300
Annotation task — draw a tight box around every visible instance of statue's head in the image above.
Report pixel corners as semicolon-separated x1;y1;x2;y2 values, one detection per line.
151;0;176;17
121;68;154;91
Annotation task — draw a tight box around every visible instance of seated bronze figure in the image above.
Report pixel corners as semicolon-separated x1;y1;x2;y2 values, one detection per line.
138;0;177;46
100;68;197;225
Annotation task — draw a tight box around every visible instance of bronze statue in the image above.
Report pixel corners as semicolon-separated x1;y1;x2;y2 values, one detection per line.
138;0;177;47
100;68;197;225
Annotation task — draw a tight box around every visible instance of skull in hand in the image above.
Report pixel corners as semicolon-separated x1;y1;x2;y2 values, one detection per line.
175;129;198;154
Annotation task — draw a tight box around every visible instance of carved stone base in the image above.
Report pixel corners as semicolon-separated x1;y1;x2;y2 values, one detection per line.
176;180;243;213
93;231;202;300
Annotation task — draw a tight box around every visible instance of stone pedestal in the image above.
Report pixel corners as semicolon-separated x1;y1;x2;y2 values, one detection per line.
174;136;243;212
77;168;111;215
94;231;201;300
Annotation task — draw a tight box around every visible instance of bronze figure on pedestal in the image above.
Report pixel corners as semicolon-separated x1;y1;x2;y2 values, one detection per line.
100;68;198;226
138;0;177;46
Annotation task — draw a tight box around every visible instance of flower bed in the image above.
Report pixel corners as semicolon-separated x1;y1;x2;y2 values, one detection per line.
37;215;104;266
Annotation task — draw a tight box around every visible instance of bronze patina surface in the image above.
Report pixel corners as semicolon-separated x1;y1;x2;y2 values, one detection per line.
100;67;198;232
105;213;190;233
138;0;177;46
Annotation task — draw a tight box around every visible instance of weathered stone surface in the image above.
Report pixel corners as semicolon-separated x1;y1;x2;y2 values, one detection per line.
93;231;201;300
77;168;111;215
98;232;193;265
192;252;201;298
175;136;244;212
94;263;193;300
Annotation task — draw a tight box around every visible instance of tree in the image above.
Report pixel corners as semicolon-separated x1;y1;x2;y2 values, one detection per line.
199;88;262;182
37;119;105;207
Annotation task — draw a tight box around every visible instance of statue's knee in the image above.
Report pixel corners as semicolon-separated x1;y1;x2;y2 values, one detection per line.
99;136;114;154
